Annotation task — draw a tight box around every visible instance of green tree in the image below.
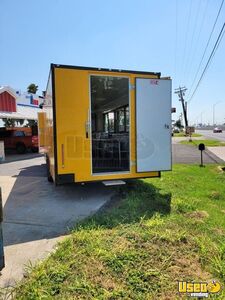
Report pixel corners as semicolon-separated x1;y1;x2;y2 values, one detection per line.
15;119;24;126
174;119;184;129
24;120;37;127
27;83;38;94
2;118;16;127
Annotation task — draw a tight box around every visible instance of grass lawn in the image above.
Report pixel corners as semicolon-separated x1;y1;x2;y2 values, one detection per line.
180;139;225;147
173;132;202;137
10;165;225;299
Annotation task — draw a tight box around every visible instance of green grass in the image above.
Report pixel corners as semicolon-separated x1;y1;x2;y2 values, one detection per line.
180;139;225;147
9;165;225;299
173;132;202;137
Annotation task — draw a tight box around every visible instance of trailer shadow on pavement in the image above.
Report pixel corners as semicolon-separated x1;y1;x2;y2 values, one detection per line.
3;152;43;164
2;158;113;247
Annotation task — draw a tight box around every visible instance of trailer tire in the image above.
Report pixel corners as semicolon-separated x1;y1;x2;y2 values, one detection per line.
46;156;53;183
48;174;53;182
16;143;26;154
31;147;39;153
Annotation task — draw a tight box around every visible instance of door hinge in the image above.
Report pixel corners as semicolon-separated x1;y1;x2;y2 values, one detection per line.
129;84;135;90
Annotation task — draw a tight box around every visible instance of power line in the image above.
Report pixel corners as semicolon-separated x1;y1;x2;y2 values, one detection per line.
188;22;225;103
214;23;225;54
181;0;193;83
182;0;201;83
184;0;209;85
174;0;178;88
189;22;225;103
187;0;224;98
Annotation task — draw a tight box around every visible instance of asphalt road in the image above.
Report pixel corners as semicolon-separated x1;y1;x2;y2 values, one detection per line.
196;130;225;142
172;144;224;164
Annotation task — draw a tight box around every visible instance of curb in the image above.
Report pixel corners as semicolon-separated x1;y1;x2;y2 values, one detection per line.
205;147;225;164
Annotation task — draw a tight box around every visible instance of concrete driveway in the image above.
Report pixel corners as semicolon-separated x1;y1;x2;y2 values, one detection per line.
0;156;114;288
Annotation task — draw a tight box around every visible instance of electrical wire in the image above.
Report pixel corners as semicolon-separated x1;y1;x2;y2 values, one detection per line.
181;0;193;83
212;21;225;56
188;22;225;103
187;0;224;98
184;0;209;85
182;0;201;83
174;0;178;88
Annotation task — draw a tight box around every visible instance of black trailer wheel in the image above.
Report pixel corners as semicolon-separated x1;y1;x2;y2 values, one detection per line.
16;143;26;154
46;156;53;182
47;174;53;182
31;147;39;153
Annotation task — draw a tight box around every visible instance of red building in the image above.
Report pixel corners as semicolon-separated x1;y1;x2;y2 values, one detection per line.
0;87;17;112
0;86;41;125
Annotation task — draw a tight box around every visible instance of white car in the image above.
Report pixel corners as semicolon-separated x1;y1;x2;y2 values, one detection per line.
213;127;222;133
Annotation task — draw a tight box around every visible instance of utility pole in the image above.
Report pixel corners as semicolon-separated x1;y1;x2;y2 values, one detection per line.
175;87;188;128
213;101;221;126
200;111;204;127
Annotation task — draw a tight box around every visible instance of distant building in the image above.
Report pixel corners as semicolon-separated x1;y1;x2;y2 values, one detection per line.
15;90;41;106
0;86;17;112
0;86;42;126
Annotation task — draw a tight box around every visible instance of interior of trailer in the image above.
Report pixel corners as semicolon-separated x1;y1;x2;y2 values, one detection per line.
91;75;130;174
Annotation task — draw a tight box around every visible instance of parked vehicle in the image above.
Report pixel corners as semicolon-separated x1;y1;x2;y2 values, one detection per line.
39;64;172;185
0;128;38;154
213;127;222;133
173;128;180;134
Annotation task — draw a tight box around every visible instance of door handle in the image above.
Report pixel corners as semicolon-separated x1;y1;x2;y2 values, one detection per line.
164;124;170;129
85;121;89;138
86;109;90;138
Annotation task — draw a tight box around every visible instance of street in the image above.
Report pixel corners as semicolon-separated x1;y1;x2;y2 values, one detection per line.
196;129;225;142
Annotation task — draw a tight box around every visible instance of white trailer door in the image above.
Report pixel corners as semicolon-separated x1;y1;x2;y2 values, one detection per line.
136;78;171;172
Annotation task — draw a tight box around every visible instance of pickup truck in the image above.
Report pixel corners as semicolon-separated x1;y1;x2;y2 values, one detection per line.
0;129;38;154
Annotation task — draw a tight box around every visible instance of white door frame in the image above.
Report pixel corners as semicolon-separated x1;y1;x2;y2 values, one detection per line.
89;74;131;176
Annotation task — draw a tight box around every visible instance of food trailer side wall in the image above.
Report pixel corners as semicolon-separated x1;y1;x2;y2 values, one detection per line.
40;64;171;184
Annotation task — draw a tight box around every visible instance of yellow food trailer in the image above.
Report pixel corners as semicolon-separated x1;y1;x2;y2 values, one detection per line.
39;64;172;185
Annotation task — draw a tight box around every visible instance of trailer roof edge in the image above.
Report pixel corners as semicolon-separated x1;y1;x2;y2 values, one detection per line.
50;63;161;77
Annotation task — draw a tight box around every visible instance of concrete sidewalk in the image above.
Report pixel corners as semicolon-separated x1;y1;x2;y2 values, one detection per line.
0;157;114;288
207;146;225;162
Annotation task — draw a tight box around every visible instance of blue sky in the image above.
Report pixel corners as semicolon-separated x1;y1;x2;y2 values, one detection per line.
0;0;225;125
